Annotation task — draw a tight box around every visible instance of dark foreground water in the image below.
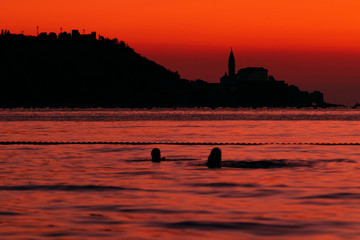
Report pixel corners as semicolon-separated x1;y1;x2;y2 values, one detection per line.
1;108;360;239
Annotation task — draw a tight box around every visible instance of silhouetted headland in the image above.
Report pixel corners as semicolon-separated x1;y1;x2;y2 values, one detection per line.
0;29;335;108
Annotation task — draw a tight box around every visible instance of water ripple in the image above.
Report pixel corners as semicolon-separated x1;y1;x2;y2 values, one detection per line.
222;160;314;168
120;208;210;214
0;211;23;216
219;189;283;198
193;158;355;169
159;220;353;236
160;221;306;236
0;185;139;191
188;182;259;188
300;192;360;200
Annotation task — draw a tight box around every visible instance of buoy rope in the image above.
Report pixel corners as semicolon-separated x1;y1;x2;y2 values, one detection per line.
0;141;359;145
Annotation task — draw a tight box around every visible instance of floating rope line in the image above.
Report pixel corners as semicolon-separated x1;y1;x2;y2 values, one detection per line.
0;141;359;146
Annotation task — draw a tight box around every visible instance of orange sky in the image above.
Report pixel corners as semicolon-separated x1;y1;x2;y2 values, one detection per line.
2;0;360;104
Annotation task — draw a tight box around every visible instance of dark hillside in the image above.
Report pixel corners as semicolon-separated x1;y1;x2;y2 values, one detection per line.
0;32;185;107
0;31;330;108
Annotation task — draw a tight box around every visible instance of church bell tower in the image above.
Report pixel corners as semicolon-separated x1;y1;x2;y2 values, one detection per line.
228;48;235;79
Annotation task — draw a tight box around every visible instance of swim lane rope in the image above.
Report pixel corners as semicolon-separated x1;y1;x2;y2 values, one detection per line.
0;141;359;145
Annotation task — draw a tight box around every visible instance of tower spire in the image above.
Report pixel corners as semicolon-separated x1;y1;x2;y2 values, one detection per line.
228;48;235;79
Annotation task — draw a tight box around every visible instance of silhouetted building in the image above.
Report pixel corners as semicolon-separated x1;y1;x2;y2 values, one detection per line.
228;48;235;79
58;31;71;40
221;49;269;85
91;32;96;40
238;67;268;81
72;30;80;39
48;32;57;40
36;32;58;40
80;32;97;41
37;32;48;39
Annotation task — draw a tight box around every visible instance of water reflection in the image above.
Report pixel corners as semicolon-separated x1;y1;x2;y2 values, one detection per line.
1;109;360;239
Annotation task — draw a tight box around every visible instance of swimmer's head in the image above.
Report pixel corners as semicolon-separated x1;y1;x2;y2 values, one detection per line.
151;148;161;162
207;147;221;168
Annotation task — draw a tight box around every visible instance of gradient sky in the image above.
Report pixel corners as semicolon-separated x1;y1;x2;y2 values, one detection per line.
2;0;360;105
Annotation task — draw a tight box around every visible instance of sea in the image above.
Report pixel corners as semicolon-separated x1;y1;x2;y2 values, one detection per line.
1;108;360;239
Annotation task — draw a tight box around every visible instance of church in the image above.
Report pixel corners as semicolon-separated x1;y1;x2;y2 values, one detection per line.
220;49;269;85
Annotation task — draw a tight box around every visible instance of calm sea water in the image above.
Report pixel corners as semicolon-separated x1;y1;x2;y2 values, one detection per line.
1;108;360;239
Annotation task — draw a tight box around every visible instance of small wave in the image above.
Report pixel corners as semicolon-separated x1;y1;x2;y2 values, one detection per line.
74;219;125;225
300;192;360;200
161;158;197;162
0;185;138;191
219;189;283;198
160;221;307;236
86;147;130;153
221;160;314;169
189;182;259;188
126;158;197;162
74;204;129;211
0;211;23;216
299;201;343;206
74;205;210;215
320;159;356;163
191;159;316;169
125;159;149;162
1;147;42;151
194;158;354;169
116;170;162;175
159;220;353;236
43;232;74;237
120;208;209;214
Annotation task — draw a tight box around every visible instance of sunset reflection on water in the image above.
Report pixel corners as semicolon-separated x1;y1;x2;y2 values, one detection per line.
1;109;360;239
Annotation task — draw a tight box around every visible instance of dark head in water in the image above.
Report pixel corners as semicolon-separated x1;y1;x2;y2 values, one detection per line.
151;148;162;162
207;147;222;168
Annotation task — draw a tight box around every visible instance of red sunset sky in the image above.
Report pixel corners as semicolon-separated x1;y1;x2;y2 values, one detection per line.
2;0;360;105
